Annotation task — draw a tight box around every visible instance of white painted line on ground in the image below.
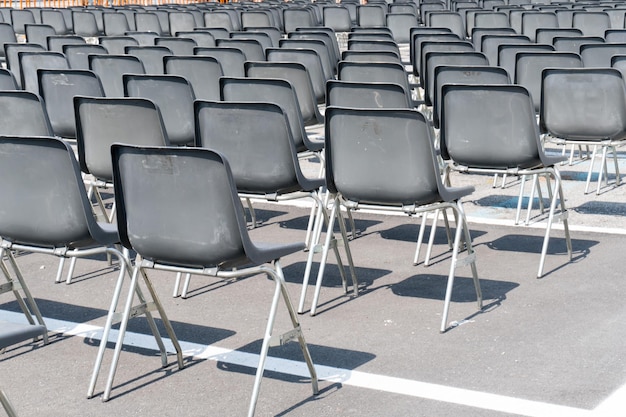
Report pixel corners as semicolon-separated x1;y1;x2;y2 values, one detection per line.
4;310;621;416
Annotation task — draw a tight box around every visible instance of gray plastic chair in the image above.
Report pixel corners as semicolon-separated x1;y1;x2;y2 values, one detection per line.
244;60;324;127
18;51;68;93
521;11;558;42
0;90;53;137
203;10;236;31
38;69;104;139
580;43;626;67
535;28;583;45
103;11;131;36
386;12;418;44
0;68;17;89
428;11;465;38
481;34;531;66
41;9;70;35
88;54;145;97
572;11;610;38
24;23;55;48
63;43;107;70
326;79;411;108
283;7;317;33
341;49;402;63
168;11;196;36
98;35;139;55
164;55;222;101
124;45;172;74
10;9;35;35
134;12;165;35
471;27;516;51
194;46;246;77
72;11;102;37
175;30;216;47
266;47;327;103
155;36;197;55
320;106;480;332
411;32;460;78
46;35;85;53
357;3;386;27
497;43;555;82
440;84;572;278
123;73;195;146
423;50;487;106
323;6;352;32
4;43;46;89
123;30;159;46
74;95;170;224
540;67;626;195
0;135;182;403
111;143;319;417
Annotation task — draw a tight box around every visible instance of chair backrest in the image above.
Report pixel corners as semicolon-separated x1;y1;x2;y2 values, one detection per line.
481;34;531;66
244;60;322;126
220;76;311;153
216;37;265;62
194;46;246;77
164;55;222;101
169;11;197;36
428;11;465;38
497;43;554;81
612;54;626;80
357;4;386;28
103;11;131;36
283;8;317;33
41;9;69;35
419;40;475;87
46;35;86;53
74;96;169;181
124;30;159;46
580;43;626;67
553;35;604;54
124;45;172;74
411;32;460;76
123;73;195;146
324;107;443;207
0;136;95;246
11;9;36;35
521;11;558;42
89;54;145;97
323;6;352;32
0;68;17;89
72;11;101;37
18;51;69;94
24;23;56;47
386;12;418;43
112;144;249;268
337;60;412;99
38;69;104;138
278;38;335;79
175;30;216;47
605;29;626;43
572;11;610;38
265;47;326;103
241;10;274;29
155;36;197;55
433;65;510;129
63;44;107;70
540;67;626;139
195;100;304;194
515;51;583;113
99;35;139;55
471;11;509;35
341;49;401;63
0;22;17;59
135;12;165;35
535;28;583;45
4;43;46;88
424;51;489;106
288;30;339;65
326;80;411;108
440;84;544;169
203;10;236;31
0;90;53;137
471;27;516;50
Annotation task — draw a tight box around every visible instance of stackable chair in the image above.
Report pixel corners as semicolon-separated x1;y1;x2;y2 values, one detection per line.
540;68;626;195
194;46;246;77
164;55;223;101
0;136;183;403
0;68;17;89
124;45;172;74
111;143;318;417
64;44;107;70
315;107;481;332
88;54;145;97
155;36;197;55
440;84;572;278
99;35;139;55
265;47;327;104
326;80;411;108
18;51;68;94
4;43;45;89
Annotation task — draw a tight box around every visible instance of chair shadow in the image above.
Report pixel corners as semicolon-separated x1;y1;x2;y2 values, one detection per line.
379;223;488;244
573;200;626;217
280;215;382;234
243;207;289;227
485;233;597;256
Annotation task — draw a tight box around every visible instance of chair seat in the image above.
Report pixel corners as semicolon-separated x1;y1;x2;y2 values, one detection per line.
0;321;47;349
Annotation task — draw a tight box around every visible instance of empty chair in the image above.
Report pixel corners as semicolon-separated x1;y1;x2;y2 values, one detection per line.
99;35;139;55
169;11;196;36
0;134;181;402
338;60;417;105
0;68;17;89
386;12;419;44
497;43;554;82
357;4;386;28
604;9;626;29
72;11;102;37
428;11;465;38
203;10;236;31
440;84;572;277
176;30;215;47
194;46;245;77
326;79;411;108
89;54;145;97
41;9;70;35
18;51;68;93
540;67;626;195
553;36;604;54
536;28;583;45
241;10;274;29
0;22;17;64
432;65;510;129
279;38;335;80
471;27;516;51
38;69;104;139
471;11;510;35
288;30;339;67
347;38;401;56
572;11;610;38
221;76;323;156
323;6;352;32
24;23;56;47
64;44;107;70
124;30;159;46
231;31;273;51
154;36;196;55
283;7;317;33
0;90;52;136
4;43;46;89
244;27;282;48
521;12;558;42
164;55;222;101
135;12;166;35
244;61;324;128
515;51;583;113
123;73;195;146
110;142;318;417
481;34;531;66
605;29;626;43
10;9;36;35
103;11;131;36
423;51;489;107
411;32;460;78
124;45;172;74
46;35;85;53
315;106;480;331
216;38;265;62
580;43;626;67
419;40;476;88
341;49;402;63
266;47;327;103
